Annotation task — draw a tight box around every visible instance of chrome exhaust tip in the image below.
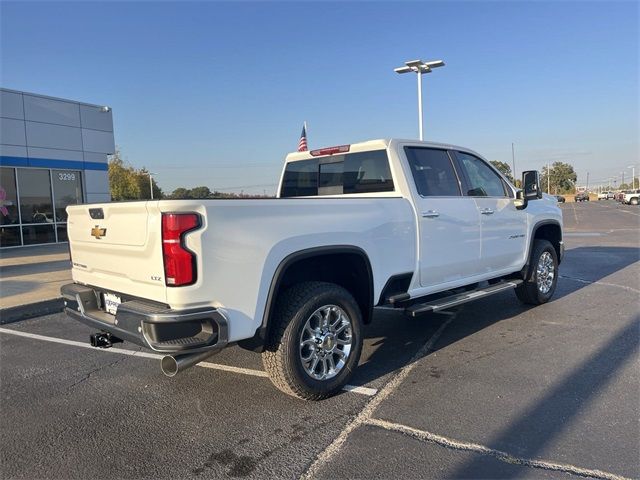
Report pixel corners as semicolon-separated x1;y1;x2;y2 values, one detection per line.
160;350;219;377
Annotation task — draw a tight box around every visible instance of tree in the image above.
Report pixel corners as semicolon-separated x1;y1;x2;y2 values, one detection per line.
540;161;577;194
170;188;191;199
490;160;513;182
189;186;212;199
108;150;141;200
108;149;163;200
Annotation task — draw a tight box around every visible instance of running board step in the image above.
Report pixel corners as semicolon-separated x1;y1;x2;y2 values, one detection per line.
405;280;523;317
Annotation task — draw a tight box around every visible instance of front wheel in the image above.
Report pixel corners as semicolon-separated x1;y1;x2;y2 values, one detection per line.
262;281;363;400
515;239;559;305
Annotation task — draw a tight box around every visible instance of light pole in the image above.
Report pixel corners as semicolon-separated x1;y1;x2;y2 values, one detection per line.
586;172;589;192
147;172;157;200
394;59;445;141
628;165;637;189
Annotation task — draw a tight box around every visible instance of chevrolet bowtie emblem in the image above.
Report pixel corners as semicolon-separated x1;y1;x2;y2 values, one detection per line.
91;225;107;239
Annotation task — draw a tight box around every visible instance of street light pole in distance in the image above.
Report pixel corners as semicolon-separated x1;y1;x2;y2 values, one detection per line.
628;165;636;189
148;172;157;200
394;59;445;141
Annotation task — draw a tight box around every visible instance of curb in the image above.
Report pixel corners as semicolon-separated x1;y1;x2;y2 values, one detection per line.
0;298;65;325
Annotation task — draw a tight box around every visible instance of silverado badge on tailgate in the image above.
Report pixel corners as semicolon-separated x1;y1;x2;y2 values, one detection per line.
91;225;107;239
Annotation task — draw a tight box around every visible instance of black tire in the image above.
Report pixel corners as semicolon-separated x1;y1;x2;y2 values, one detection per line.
515;239;559;305
261;281;363;400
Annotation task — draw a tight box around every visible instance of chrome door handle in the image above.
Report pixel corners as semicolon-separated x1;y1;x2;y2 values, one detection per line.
422;210;440;218
480;208;494;215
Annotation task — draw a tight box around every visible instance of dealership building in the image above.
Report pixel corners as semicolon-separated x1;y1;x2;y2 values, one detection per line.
0;88;114;248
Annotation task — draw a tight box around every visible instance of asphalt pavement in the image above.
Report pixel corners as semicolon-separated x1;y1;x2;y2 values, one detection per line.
0;200;638;479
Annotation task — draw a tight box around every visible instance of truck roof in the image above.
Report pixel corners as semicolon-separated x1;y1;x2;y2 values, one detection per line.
285;138;481;162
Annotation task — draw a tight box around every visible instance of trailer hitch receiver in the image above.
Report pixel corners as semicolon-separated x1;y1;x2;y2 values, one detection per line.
90;332;123;348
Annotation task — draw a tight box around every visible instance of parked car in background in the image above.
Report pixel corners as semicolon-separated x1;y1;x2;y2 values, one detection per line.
597;191;614;200
622;190;640;205
555;195;566;203
574;192;590;202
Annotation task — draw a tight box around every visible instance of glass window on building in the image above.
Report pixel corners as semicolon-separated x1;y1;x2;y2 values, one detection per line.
0;167;85;248
17;169;54;225
52;170;83;222
0;167;21;247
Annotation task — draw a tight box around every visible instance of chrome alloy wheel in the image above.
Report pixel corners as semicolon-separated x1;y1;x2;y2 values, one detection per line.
536;251;555;294
299;305;353;381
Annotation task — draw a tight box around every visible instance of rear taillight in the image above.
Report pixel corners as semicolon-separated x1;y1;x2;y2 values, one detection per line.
161;213;200;287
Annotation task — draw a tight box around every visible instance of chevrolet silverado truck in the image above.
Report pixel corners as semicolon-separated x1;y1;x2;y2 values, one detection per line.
61;139;563;400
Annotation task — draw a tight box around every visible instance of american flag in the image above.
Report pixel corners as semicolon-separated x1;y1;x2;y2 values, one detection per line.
297;123;308;152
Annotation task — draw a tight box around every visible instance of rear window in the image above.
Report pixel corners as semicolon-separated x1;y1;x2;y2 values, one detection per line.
280;150;394;197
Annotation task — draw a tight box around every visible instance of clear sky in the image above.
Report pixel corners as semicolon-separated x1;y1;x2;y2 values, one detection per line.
1;1;638;194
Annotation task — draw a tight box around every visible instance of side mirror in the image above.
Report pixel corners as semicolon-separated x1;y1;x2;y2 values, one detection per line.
522;170;543;200
514;190;528;210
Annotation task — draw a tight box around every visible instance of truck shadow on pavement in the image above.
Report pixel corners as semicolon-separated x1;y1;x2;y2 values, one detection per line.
353;245;638;391
449;315;639;479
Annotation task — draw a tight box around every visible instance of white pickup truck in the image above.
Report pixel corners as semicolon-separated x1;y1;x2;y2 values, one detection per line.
62;139;563;400
621;190;639;205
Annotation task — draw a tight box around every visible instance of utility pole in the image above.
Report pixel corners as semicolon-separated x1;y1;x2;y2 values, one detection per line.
586;172;589;191
622;172;625;188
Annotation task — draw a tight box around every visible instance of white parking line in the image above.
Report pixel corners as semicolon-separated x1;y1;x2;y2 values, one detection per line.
366;418;632;480
301;314;456;479
0;327;377;396
559;275;640;294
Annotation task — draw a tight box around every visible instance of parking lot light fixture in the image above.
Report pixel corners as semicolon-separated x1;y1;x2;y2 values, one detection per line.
394;58;445;141
628;165;636;189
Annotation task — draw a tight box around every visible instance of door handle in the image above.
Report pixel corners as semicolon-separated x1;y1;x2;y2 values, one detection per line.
422;210;440;218
480;208;494;215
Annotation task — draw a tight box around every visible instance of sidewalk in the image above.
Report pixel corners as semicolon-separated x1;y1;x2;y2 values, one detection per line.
0;244;71;320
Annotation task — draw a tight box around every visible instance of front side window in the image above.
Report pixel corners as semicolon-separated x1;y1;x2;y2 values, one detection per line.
404;147;461;197
456;152;508;197
280;150;394;197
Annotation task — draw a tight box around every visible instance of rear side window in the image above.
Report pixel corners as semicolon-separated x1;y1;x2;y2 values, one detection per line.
456;151;508;197
280;150;394;197
404;147;461;197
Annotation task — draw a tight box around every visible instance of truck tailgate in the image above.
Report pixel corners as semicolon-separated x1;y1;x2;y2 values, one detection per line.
66;202;167;304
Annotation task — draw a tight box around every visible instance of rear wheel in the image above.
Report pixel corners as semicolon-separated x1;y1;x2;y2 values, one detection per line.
262;281;363;400
515;239;558;305
630;197;639;205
